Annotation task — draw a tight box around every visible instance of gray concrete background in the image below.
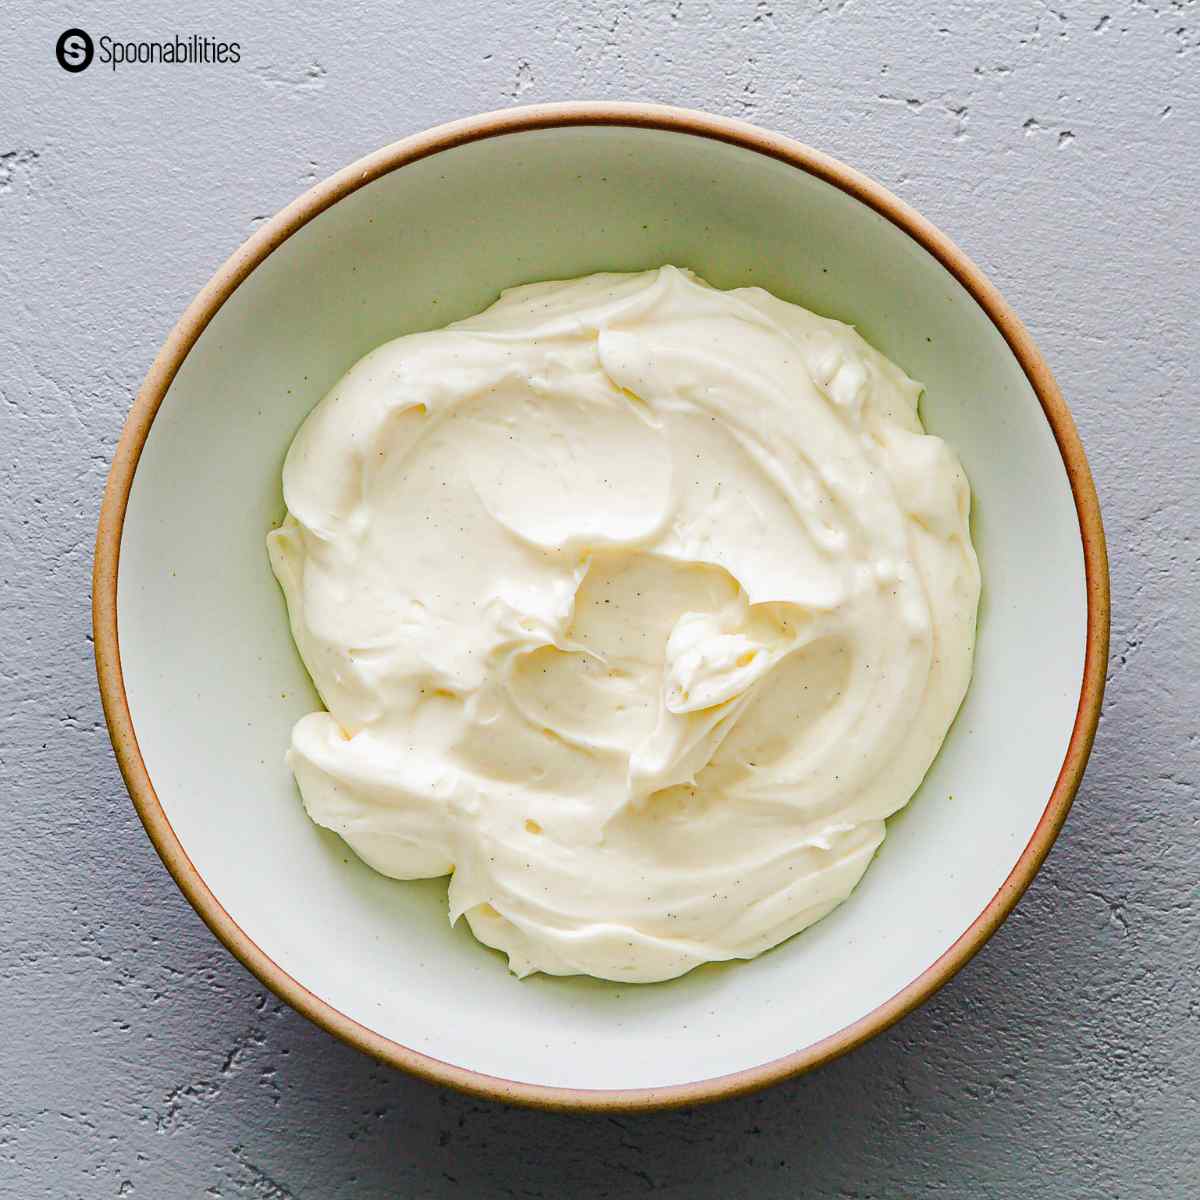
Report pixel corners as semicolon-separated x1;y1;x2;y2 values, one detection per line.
2;0;1197;1195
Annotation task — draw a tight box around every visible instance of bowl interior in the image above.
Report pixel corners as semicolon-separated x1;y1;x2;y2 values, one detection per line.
117;124;1086;1092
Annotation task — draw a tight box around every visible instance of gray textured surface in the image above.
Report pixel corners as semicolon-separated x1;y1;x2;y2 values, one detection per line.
2;0;1197;1195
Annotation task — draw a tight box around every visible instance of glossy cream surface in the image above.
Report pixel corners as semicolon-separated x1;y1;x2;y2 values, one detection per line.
268;266;979;983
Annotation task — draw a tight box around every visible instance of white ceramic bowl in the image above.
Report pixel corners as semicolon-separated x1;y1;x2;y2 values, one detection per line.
95;104;1108;1110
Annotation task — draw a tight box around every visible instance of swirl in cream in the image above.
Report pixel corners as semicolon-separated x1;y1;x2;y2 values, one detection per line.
268;266;979;983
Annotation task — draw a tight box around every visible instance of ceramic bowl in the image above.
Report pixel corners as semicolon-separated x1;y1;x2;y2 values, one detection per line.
94;103;1108;1110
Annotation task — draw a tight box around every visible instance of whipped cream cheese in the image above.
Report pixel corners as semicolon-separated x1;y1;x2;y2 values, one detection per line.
268;266;979;983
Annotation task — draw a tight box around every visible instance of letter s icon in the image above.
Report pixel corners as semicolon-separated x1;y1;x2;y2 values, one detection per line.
56;28;94;73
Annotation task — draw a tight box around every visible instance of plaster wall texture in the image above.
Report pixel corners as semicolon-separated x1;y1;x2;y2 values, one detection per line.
1;1;1197;1196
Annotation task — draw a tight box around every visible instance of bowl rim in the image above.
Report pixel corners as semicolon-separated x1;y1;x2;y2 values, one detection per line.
93;101;1110;1112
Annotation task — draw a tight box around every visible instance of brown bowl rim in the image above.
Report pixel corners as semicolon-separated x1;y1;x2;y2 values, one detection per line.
93;101;1110;1112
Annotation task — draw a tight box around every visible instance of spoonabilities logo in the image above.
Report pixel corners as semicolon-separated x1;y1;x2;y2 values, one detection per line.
56;28;95;73
54;28;240;72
